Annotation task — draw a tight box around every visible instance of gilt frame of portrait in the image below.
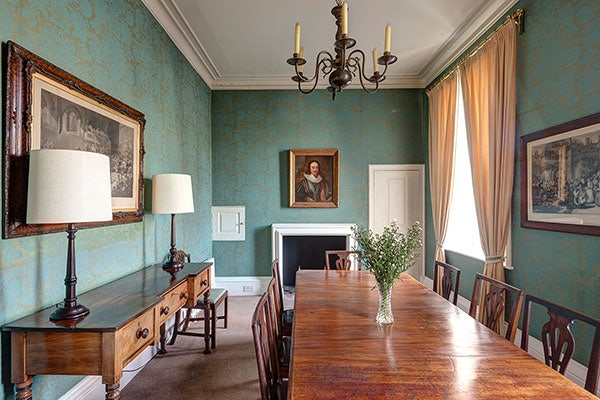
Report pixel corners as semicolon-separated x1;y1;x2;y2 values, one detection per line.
3;41;145;238
289;149;339;208
520;112;600;236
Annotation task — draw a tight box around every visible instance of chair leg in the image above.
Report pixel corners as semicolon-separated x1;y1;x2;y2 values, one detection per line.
168;310;181;345
223;295;228;329
211;303;217;349
181;307;192;332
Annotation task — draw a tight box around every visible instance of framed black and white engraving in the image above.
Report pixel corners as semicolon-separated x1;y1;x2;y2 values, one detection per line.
520;112;600;235
3;41;145;238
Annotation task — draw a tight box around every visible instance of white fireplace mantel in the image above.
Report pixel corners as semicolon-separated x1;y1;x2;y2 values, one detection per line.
271;223;357;278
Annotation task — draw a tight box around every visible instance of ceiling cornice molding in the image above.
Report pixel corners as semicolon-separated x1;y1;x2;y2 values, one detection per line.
144;0;518;90
142;0;220;87
210;74;425;91
420;0;519;86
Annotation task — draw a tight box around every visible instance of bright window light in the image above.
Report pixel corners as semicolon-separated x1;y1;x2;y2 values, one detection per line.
445;86;485;260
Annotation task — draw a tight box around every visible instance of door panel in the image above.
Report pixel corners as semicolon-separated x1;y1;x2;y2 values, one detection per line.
369;165;425;280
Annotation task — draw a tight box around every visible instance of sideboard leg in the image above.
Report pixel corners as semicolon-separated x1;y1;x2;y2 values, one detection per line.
157;323;168;354
105;383;121;400
15;377;33;400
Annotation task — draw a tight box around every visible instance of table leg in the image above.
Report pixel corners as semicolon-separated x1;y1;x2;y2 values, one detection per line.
15;377;33;400
105;383;120;399
203;290;211;354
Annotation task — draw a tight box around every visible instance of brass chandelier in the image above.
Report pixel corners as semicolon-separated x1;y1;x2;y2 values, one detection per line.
286;0;397;100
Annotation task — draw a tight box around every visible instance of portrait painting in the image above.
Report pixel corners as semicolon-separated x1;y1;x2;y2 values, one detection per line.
520;112;600;236
289;149;339;208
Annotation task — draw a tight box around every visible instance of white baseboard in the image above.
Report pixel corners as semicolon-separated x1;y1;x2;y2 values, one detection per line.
214;276;270;296
422;276;593;394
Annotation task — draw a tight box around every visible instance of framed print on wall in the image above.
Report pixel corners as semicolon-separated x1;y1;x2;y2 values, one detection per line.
289;149;339;208
3;41;146;238
520;112;600;236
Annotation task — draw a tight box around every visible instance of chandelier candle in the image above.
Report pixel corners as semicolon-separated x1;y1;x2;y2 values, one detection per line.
294;22;300;54
372;49;379;73
385;24;391;53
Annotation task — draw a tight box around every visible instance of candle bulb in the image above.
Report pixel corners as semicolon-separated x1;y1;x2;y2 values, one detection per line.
294;22;301;55
372;49;379;73
341;2;348;36
384;24;391;53
298;47;304;73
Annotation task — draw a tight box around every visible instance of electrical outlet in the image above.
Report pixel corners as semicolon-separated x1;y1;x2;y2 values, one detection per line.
242;285;254;293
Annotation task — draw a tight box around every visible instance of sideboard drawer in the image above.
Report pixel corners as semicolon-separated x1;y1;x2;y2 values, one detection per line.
189;268;210;306
158;281;189;324
116;309;155;364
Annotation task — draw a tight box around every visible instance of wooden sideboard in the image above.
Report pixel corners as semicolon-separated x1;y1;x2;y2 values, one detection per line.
3;262;212;400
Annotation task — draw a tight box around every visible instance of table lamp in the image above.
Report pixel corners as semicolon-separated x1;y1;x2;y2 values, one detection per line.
27;149;113;322
152;173;194;272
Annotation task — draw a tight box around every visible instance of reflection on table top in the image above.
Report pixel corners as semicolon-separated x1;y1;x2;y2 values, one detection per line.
288;270;597;399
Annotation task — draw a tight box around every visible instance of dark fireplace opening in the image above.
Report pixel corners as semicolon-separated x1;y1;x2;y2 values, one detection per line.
282;235;346;286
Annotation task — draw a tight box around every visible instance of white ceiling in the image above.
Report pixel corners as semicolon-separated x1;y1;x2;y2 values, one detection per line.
142;0;517;90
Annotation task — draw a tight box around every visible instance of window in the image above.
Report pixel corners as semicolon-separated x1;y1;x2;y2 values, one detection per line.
444;84;485;260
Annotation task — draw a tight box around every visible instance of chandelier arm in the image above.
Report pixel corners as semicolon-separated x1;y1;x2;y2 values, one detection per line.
297;51;335;94
346;49;380;93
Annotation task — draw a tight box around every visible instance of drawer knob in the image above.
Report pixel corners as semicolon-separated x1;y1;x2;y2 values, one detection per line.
136;328;149;339
180;292;189;300
160;306;170;316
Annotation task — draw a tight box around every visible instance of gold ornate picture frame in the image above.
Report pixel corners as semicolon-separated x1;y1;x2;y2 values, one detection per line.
289;149;339;208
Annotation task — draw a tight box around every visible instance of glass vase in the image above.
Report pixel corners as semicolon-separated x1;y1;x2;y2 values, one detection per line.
376;281;394;324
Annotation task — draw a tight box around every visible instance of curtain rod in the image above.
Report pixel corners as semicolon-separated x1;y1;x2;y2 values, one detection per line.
426;8;524;94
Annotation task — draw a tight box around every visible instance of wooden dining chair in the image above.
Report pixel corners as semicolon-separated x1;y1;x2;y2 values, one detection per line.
252;293;288;400
469;273;524;343
272;259;293;337
325;250;362;270
433;261;461;305
520;293;600;394
267;278;291;379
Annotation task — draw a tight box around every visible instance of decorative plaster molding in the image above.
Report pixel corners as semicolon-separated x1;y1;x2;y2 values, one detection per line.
142;0;518;90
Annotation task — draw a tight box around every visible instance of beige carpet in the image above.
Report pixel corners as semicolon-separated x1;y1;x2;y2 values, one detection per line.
121;296;261;400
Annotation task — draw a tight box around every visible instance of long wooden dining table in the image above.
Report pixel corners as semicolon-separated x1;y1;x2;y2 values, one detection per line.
288;270;597;399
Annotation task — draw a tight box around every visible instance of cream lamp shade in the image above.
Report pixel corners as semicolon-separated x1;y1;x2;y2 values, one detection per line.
152;174;194;214
26;149;113;224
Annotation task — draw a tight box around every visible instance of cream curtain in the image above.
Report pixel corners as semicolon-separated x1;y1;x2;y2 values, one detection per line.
427;74;458;274
460;22;516;330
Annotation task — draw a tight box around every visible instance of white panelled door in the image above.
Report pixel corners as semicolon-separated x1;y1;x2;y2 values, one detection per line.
369;165;425;280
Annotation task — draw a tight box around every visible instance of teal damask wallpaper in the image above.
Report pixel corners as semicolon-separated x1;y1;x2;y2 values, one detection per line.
211;89;426;277
0;0;598;398
0;1;212;399
511;0;600;361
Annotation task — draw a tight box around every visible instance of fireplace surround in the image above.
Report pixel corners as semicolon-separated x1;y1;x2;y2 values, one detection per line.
271;223;356;286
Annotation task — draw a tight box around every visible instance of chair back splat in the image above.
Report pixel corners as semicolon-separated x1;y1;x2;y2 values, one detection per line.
433;261;461;305
469;273;524;343
271;259;293;337
325;250;362;270
520;294;600;395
